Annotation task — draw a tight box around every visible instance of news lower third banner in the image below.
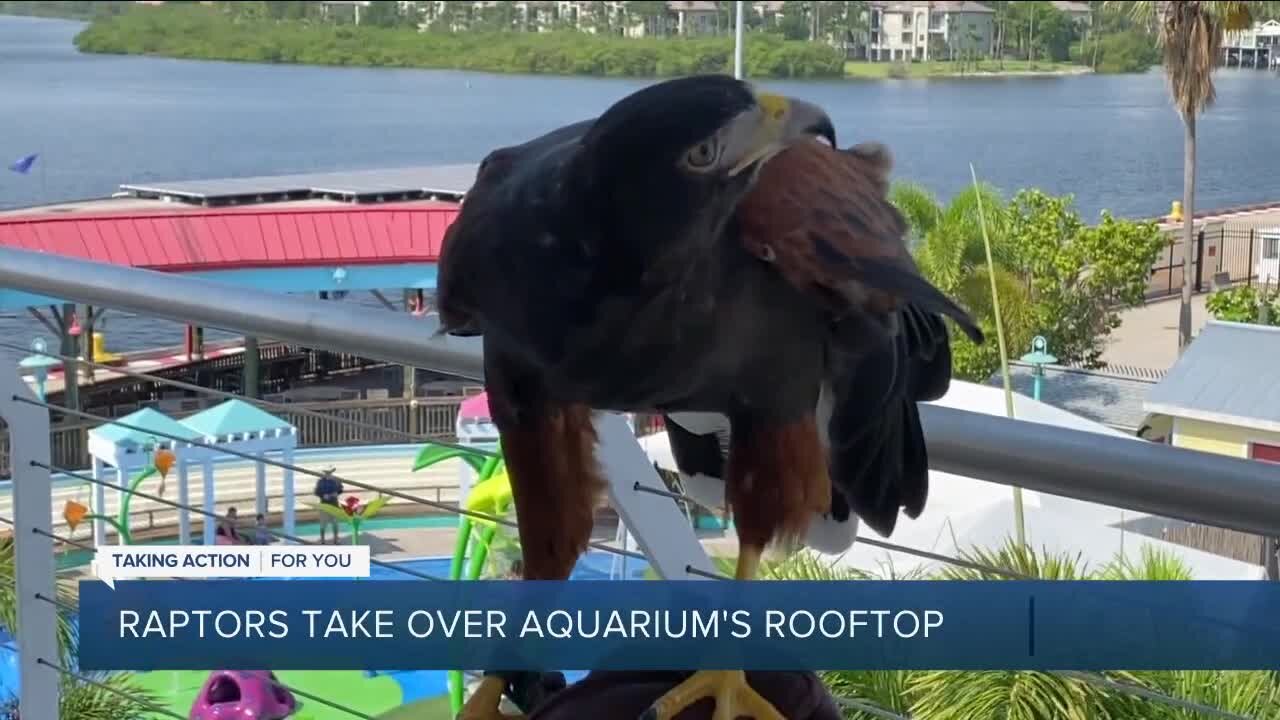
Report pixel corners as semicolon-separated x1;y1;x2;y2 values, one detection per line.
78;580;1280;671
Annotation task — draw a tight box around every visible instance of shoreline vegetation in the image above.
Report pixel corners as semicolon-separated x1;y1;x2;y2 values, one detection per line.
72;6;846;79
67;4;1102;81
0;0;128;20
844;59;1089;80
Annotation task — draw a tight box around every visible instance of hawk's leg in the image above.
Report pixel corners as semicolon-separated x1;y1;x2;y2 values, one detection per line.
456;671;567;720
457;384;604;720
640;413;827;720
638;554;783;720
457;675;521;720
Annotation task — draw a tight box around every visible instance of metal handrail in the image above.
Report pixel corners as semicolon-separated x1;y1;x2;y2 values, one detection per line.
3;247;1276;720
3;245;1279;537
0;246;481;377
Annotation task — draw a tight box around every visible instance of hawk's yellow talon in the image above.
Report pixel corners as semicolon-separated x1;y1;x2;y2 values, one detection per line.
640;670;785;720
457;675;525;720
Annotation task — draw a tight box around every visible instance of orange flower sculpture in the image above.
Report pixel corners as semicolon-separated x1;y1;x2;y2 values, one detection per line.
154;448;176;478
63;500;88;532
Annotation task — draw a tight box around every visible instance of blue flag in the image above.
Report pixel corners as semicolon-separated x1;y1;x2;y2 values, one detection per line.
8;153;38;174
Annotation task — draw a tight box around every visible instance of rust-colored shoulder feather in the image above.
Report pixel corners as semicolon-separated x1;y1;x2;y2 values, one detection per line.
735;141;981;341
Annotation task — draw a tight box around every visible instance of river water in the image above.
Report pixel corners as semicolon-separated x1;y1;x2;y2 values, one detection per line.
3;14;1280;359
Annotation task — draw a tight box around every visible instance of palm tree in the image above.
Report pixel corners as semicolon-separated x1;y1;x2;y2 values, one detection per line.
0;537;159;719
889;182;1034;382
684;540;1280;717
1112;2;1258;353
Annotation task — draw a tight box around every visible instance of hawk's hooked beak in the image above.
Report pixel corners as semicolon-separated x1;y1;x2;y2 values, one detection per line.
725;91;836;177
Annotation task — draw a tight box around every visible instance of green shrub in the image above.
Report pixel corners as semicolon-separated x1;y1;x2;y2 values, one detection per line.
1206;285;1280;326
1091;30;1160;74
886;62;911;79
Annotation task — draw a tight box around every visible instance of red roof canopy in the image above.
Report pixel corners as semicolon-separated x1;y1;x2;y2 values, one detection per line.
0;202;460;272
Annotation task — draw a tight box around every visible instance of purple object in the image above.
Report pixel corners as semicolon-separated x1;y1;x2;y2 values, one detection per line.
189;670;297;720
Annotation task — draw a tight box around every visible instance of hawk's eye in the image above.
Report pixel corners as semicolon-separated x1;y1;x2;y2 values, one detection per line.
682;139;719;171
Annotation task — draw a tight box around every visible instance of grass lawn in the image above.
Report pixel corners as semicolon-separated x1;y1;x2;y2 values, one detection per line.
844;59;1086;79
376;693;454;720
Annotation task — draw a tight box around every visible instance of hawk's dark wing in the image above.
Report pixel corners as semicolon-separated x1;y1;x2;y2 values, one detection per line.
735;141;983;347
733;141;983;537
436;118;595;339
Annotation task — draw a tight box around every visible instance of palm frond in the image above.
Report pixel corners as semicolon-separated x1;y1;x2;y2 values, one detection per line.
943;183;1011;274
935;537;1091;580
0;537;77;662
955;264;1034;345
758;551;870;581
889;181;942;243
0;538;158;719
56;672;162;720
1117;1;1257;118
822;669;915;719
1097;543;1194;581
1102;669;1280;720
908;669;1107;720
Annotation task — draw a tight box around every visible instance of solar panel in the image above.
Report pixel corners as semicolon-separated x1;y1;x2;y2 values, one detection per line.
119;164;480;206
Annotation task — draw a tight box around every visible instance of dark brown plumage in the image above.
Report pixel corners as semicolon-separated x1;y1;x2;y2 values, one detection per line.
440;75;981;720
739;142;905;307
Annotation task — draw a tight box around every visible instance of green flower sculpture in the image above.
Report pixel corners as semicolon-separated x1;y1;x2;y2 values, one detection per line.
312;494;390;545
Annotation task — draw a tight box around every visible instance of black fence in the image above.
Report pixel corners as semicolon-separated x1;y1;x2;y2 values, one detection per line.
1147;225;1278;299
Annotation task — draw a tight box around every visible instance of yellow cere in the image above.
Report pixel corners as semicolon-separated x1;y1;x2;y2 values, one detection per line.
756;92;790;121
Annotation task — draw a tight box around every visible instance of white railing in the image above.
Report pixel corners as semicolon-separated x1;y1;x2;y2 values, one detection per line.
2;244;1280;720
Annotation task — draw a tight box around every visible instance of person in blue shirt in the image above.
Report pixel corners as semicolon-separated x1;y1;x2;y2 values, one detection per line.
314;468;343;544
254;513;273;545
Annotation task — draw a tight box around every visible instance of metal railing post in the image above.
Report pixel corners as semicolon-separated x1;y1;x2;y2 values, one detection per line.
594;413;718;580
0;359;60;720
1249;228;1256;287
1194;229;1205;293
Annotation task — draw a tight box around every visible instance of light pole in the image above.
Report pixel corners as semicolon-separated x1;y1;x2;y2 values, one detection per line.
19;337;59;403
1020;336;1058;403
734;1;745;79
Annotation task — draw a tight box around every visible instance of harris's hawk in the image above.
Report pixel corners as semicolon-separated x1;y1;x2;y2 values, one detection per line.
438;74;982;720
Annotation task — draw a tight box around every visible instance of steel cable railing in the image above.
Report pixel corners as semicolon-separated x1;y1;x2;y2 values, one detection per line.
832;695;911;719
0;514;206;585
36;602;375;720
1057;671;1256;720
632;481;1032;581
0;514;94;554
4;505;373;717
629;488;1264;720
25;464;445;583
8;395;663;573
0;339;500;459
3;468;1258;718
36;658;188;720
3;525;377;720
0;394;1262;718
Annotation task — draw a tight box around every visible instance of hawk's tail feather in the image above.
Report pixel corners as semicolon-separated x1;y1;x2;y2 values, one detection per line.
827;305;947;538
852;257;985;345
829;391;928;539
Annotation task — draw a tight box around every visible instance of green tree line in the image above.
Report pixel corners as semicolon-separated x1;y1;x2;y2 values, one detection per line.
73;4;845;78
892;182;1165;382
0;0;130;20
